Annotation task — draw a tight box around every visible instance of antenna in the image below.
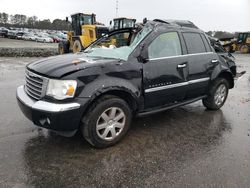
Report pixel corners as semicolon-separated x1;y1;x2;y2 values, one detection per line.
116;0;119;17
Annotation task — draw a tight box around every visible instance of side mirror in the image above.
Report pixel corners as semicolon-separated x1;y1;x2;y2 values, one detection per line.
66;17;68;22
134;43;148;63
109;21;112;26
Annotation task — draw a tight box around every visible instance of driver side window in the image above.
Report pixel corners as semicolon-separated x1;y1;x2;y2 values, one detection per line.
148;32;182;59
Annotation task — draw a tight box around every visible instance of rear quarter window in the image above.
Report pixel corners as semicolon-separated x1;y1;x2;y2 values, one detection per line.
201;34;212;52
183;32;207;54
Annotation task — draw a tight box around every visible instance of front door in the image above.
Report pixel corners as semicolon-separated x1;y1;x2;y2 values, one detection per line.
143;32;188;108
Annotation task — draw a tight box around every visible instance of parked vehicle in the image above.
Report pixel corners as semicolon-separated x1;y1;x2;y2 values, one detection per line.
50;34;63;43
110;17;136;30
58;13;109;54
0;27;8;37
7;30;18;39
22;33;37;41
16;31;27;40
35;34;53;43
17;19;240;148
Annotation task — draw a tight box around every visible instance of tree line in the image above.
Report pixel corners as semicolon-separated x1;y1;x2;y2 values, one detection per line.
0;12;69;30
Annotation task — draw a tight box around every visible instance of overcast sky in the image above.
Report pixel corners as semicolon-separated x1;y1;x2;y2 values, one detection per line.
1;0;249;32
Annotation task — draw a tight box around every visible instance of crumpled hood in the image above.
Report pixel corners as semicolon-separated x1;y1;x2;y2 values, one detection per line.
27;53;118;78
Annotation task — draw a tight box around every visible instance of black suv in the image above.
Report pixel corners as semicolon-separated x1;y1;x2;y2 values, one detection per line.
17;20;236;148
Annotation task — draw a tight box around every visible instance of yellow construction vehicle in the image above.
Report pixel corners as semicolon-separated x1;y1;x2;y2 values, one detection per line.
110;17;136;30
223;32;250;53
237;32;250;53
106;17;137;47
58;13;109;54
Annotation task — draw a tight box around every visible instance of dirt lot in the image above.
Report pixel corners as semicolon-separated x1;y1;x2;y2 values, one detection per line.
0;38;58;57
0;38;57;48
0;54;250;187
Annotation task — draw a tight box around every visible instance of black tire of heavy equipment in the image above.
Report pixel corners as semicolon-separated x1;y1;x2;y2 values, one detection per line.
81;95;132;148
202;78;229;110
58;41;69;54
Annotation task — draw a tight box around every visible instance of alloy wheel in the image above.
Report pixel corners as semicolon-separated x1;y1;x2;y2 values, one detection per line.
214;84;227;106
96;107;126;141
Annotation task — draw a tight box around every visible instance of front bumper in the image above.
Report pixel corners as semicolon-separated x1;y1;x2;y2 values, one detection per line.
16;85;82;132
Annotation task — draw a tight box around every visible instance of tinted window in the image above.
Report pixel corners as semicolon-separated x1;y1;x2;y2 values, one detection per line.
148;32;182;59
201;34;212;52
183;33;206;54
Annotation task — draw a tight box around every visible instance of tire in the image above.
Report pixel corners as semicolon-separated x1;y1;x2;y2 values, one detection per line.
202;78;229;110
224;45;231;53
81;95;132;148
72;40;82;53
240;45;249;53
58;41;69;54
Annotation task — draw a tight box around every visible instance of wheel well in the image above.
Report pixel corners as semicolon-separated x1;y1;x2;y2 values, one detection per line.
83;90;138;116
217;72;234;89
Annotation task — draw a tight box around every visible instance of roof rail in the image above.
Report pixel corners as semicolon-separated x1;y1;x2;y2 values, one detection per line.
153;19;170;24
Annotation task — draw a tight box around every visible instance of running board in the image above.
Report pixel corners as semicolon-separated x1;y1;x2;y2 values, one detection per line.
137;95;207;117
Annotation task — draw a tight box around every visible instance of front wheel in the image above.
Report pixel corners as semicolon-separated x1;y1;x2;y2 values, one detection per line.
72;40;82;53
202;78;229;110
81;95;132;148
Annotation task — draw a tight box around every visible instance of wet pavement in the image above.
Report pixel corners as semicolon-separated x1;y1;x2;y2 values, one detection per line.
0;54;250;188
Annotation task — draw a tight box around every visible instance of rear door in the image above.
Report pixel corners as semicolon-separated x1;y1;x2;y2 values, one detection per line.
143;31;188;108
182;32;218;99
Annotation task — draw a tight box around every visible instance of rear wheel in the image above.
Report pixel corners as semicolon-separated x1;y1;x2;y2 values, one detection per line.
240;45;249;53
81;95;132;148
202;78;229;110
58;41;69;54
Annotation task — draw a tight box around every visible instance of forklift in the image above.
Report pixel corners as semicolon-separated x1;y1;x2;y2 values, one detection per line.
58;13;109;54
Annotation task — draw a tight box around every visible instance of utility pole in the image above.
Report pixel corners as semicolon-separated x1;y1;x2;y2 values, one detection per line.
116;0;119;17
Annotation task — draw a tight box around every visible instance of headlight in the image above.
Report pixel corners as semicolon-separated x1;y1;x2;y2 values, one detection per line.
46;79;77;100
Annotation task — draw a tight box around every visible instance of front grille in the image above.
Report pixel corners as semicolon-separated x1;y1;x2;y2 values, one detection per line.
25;69;48;100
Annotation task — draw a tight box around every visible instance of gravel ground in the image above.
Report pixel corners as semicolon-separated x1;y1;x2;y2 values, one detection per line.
0;38;58;57
0;38;57;48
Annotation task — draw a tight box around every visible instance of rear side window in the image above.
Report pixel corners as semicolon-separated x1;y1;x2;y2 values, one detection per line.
148;32;182;59
201;34;212;52
183;33;207;54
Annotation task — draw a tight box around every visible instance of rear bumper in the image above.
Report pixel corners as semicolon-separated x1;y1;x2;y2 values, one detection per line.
16;85;83;133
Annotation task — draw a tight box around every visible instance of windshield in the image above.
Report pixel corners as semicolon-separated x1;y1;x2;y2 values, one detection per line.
83;26;152;61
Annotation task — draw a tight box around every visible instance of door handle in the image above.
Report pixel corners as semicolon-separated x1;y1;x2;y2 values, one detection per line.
177;64;187;68
211;59;219;63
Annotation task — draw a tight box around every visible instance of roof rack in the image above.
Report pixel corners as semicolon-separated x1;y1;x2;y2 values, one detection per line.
153;19;170;24
153;19;199;29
